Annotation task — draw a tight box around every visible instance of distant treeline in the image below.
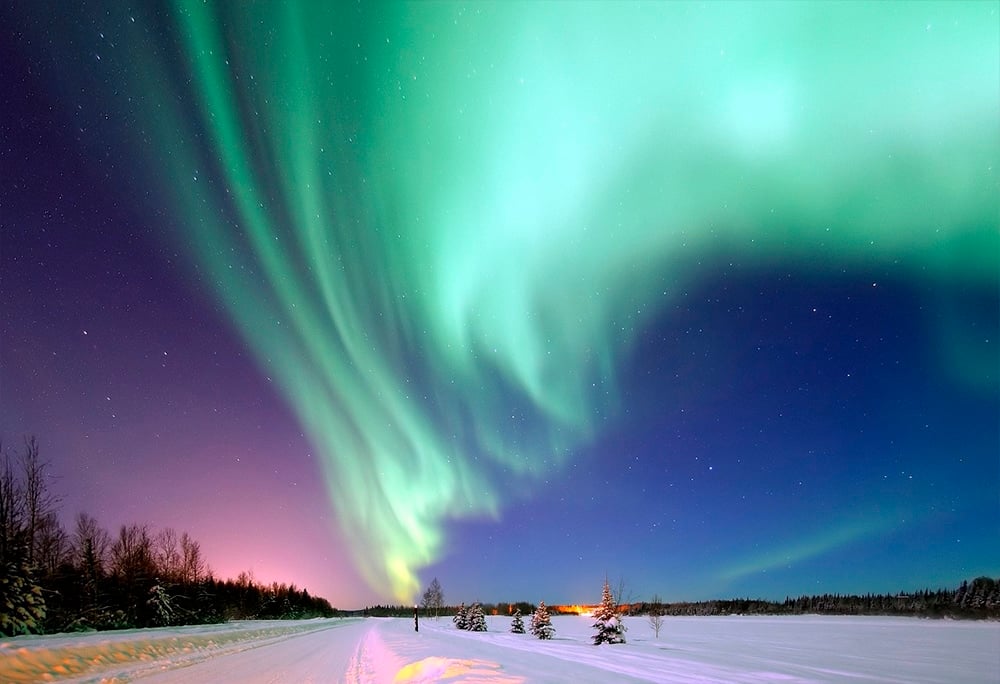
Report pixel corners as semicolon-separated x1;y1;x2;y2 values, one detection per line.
363;602;536;618
3;438;996;637
366;579;999;621
630;577;1000;619
1;437;335;637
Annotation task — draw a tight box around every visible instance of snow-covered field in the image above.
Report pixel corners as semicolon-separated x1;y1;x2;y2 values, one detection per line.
1;614;996;683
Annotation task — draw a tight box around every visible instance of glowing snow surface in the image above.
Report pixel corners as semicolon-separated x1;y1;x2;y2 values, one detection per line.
1;615;996;683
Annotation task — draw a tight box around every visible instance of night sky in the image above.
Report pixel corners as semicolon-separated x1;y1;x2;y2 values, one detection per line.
2;2;997;609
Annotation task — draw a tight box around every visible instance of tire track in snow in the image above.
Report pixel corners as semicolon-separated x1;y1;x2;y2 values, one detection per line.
343;628;374;683
343;626;404;684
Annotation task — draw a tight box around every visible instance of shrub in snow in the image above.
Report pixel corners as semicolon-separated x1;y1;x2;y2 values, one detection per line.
510;608;525;634
467;602;488;631
452;602;468;630
592;579;626;644
530;601;555;639
148;583;175;626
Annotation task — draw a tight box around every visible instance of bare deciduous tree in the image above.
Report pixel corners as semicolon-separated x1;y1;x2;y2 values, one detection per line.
613;575;637;615
0;442;25;566
179;532;205;583
21;437;59;565
111;523;154;583
0;438;60;568
421;577;444;618
155;527;181;581
35;512;71;576
648;593;665;639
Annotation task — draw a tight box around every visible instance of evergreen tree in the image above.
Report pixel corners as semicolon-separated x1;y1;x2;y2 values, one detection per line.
147;582;175;626
592;578;626;644
452;602;468;630
530;601;555;640
467;602;488;631
510;608;525;634
0;558;47;636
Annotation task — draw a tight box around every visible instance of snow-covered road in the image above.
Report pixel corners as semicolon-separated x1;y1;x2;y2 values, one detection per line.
2;615;996;683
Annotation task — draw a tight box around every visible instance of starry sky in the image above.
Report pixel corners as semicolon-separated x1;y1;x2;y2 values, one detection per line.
1;1;997;608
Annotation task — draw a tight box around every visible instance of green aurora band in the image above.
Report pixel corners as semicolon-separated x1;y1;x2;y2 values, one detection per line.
117;2;996;600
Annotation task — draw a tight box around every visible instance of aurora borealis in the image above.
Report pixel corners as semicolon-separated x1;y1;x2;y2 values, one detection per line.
2;1;997;607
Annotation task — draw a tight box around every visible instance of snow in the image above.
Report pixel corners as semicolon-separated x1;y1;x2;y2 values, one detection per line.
1;615;996;683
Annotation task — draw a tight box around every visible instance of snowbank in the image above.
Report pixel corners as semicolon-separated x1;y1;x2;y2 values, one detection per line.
1;614;995;682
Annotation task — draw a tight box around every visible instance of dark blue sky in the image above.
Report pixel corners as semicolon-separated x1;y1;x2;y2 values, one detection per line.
2;2;997;607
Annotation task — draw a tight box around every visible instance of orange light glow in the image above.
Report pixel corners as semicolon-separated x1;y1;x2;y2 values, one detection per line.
552;604;594;616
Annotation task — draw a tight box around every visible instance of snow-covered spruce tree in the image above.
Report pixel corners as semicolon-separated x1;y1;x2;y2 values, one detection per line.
592;578;626;644
0;558;47;637
147;582;175;626
452;602;468;630
530;601;555;640
467;602;488;631
510;608;525;634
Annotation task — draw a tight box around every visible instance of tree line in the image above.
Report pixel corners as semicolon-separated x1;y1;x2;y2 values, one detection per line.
1;437;335;637
391;577;1000;622
633;578;1000;619
4;437;994;637
363;601;537;618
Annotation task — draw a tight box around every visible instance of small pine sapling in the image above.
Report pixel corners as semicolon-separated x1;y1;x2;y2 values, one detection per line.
510;608;525;634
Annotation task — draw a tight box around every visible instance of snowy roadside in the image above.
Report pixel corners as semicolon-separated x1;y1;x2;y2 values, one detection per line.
0;618;358;683
402;614;1000;683
1;614;997;683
